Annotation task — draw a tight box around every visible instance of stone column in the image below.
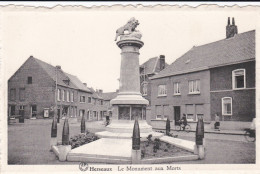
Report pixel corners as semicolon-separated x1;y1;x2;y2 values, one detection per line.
111;37;149;107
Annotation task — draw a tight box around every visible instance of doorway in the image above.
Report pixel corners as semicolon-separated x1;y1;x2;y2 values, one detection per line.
174;106;181;125
31;105;37;118
10;105;15;116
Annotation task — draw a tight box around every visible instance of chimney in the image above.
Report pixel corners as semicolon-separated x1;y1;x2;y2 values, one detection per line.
159;55;165;71
56;65;61;70
83;83;87;87
226;17;238;39
99;89;103;96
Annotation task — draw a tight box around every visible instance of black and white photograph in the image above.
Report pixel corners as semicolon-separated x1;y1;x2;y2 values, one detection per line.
0;3;259;173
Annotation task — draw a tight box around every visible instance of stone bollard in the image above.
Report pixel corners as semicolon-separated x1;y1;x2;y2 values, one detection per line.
81;115;86;133
132;118;141;164
59;117;71;161
166;117;170;136
194;118;205;160
50;116;58;149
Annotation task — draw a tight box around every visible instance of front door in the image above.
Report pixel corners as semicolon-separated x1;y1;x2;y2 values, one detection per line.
174;106;181;125
11;105;15;116
31;105;37;118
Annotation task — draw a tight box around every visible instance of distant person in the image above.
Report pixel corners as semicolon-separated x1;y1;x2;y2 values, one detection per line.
181;114;187;130
214;113;220;131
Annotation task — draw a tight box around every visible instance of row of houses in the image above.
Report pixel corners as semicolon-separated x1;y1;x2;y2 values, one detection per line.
141;18;255;123
8;18;255;124
8;56;107;121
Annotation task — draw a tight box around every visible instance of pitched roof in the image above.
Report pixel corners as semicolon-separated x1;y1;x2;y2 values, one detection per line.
140;56;168;75
102;92;118;100
140;57;158;75
89;87;103;99
152;30;255;79
65;73;91;93
32;56;91;92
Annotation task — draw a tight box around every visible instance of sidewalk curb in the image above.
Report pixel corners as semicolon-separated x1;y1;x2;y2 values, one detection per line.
153;128;244;136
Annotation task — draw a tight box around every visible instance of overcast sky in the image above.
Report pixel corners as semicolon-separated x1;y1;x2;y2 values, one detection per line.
3;8;257;92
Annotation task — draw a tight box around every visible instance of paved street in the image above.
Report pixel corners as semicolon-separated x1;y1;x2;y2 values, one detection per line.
8;119;255;164
172;131;255;164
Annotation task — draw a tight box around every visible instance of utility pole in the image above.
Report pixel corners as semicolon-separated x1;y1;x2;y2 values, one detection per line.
55;66;59;123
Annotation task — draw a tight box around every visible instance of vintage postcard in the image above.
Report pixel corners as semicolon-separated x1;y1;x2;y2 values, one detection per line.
0;3;259;174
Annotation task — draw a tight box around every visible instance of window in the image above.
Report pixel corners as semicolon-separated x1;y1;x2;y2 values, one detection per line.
232;69;246;89
71;92;74;102
80;96;86;103
19;88;25;101
158;85;167;96
88;97;92;103
197;114;204;120
10;89;16;101
186;104;194;121
187;114;194;121
19;105;25;110
100;100;103;105
79;110;85;117
62;90;65;101
163;105;170;120
27;77;32;84
188;80;200;94
173;82;181;95
142;83;148;96
222;97;232;115
67;91;70;102
156;105;163;119
57;89;61;101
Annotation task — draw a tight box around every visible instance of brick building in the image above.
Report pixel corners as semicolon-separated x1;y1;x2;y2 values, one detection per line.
140;55;167;105
87;88;106;121
102;90;118;116
150;18;255;124
8;56;106;120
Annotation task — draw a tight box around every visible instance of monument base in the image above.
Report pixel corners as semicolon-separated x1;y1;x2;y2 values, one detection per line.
106;120;152;133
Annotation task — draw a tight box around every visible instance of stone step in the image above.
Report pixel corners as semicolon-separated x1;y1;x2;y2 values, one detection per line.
67;138;132;163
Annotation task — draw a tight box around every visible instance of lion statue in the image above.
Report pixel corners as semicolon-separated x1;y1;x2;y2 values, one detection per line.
114;17;140;41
